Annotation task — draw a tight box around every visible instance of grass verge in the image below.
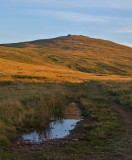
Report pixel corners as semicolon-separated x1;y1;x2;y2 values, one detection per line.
31;81;123;160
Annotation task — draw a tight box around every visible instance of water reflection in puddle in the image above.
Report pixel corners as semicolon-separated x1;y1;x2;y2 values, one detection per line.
21;102;82;143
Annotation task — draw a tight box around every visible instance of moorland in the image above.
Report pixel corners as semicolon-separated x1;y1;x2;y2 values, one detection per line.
0;35;132;160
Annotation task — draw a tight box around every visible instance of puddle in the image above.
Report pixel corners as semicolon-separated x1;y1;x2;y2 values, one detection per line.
21;102;82;143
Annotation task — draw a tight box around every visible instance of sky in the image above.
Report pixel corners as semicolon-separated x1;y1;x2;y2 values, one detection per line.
0;0;132;47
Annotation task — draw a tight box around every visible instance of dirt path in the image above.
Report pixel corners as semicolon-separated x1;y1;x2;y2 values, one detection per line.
111;103;132;160
113;105;132;133
10;82;132;160
90;82;132;160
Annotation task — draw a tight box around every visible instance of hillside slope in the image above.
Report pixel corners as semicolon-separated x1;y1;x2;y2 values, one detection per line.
0;35;132;76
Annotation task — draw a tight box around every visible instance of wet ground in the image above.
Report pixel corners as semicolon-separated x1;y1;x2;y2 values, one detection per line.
21;102;82;143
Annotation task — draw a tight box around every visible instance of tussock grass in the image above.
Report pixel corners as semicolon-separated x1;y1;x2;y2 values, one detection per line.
0;80;14;85
102;81;132;111
0;83;67;147
39;81;123;160
0;149;16;160
0;80;130;160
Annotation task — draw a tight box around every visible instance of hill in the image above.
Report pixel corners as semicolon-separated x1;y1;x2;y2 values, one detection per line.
0;35;132;82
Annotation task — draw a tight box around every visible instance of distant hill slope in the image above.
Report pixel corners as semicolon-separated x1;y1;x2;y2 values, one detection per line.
0;35;132;76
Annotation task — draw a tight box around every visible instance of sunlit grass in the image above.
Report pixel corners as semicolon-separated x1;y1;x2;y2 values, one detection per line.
0;35;132;78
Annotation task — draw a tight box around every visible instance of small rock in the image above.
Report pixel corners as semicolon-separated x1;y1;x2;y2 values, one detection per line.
65;141;68;144
72;139;79;141
122;139;128;141
115;148;121;152
91;115;94;117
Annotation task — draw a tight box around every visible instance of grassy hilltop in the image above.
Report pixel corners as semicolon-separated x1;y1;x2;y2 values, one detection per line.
0;35;132;83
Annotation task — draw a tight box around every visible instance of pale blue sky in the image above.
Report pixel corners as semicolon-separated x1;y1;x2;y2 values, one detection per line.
0;0;132;47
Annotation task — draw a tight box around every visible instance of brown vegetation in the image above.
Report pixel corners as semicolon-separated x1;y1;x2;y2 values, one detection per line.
0;35;132;159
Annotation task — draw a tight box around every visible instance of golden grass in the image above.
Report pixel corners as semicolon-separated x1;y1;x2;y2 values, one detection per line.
0;58;132;84
0;35;132;76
